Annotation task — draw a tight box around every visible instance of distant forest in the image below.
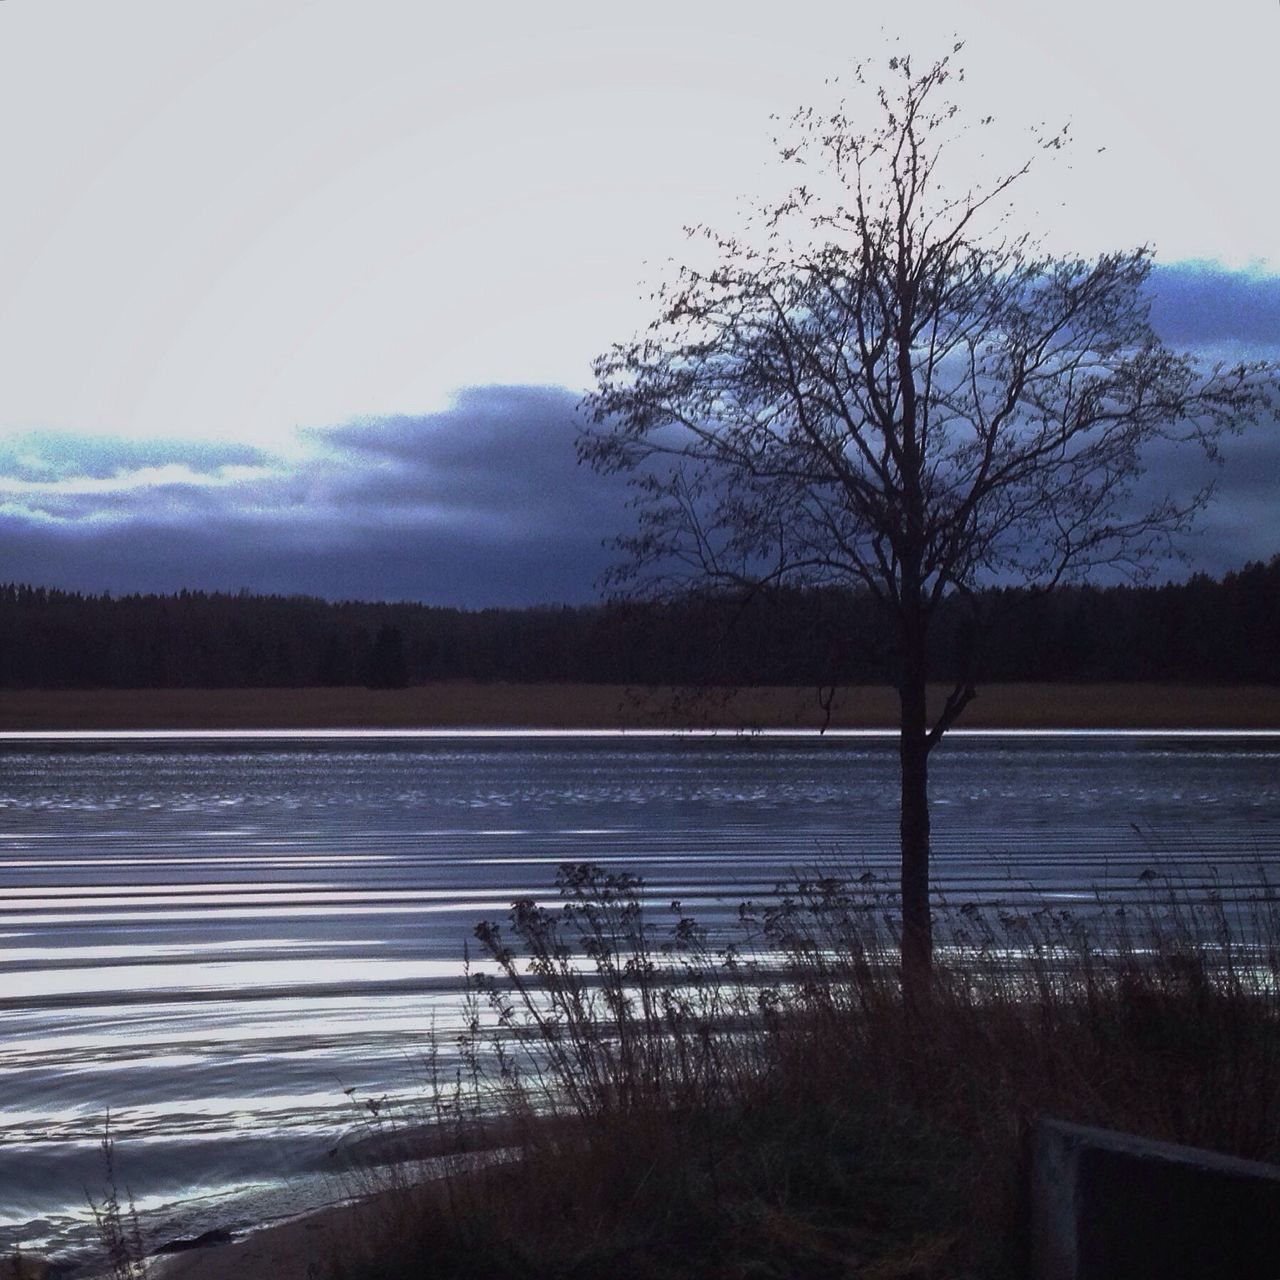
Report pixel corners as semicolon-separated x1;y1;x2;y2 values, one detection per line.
1;556;1277;689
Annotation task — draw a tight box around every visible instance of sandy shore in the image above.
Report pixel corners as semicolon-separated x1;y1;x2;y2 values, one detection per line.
1;682;1278;731
150;1198;374;1280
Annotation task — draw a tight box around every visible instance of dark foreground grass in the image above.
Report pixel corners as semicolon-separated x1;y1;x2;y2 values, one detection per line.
322;866;1280;1280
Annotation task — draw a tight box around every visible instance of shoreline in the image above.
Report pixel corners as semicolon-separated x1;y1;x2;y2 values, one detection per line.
148;1125;528;1280
2;682;1279;731
148;1197;376;1280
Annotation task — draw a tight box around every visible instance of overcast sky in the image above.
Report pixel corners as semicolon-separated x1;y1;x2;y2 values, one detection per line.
0;0;1277;604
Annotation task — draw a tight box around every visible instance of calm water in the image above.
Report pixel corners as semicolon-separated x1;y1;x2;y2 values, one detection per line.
2;732;1278;1262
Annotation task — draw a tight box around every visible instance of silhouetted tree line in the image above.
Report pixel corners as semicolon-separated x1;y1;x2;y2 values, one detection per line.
0;556;1276;690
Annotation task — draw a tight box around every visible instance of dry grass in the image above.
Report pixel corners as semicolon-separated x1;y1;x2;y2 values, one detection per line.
323;864;1280;1280
87;1128;150;1280
1;682;1278;730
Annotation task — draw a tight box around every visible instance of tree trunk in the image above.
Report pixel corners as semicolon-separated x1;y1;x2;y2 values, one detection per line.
898;627;932;994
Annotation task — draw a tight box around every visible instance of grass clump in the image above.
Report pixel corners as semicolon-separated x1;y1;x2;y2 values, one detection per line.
327;864;1280;1280
87;1125;150;1280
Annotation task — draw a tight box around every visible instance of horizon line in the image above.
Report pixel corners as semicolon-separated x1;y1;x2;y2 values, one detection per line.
1;728;1277;743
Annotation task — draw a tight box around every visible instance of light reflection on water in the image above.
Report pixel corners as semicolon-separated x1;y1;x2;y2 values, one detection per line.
0;734;1277;1261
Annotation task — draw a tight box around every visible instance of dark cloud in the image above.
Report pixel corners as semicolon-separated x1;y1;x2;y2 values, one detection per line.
0;292;1276;606
0;386;630;605
305;385;628;538
1109;425;1280;582
0;513;615;605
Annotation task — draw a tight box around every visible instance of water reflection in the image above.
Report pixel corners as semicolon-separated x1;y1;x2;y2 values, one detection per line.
1;734;1277;1257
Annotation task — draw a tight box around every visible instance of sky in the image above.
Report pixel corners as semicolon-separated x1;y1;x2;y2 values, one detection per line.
0;0;1277;605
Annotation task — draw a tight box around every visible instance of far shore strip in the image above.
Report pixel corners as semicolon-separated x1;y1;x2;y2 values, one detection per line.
0;683;1278;732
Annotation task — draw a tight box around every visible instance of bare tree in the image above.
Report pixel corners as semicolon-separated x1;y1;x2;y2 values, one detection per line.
579;50;1277;988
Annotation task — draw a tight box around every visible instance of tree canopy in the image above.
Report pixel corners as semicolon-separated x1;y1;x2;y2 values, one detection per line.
580;49;1280;981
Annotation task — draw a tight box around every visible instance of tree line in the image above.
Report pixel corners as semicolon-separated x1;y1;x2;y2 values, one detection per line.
0;555;1276;690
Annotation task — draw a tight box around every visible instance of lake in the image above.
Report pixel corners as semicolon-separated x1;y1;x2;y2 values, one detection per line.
2;730;1278;1262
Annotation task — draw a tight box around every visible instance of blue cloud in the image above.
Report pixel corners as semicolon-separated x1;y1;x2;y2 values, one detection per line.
1147;262;1280;347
